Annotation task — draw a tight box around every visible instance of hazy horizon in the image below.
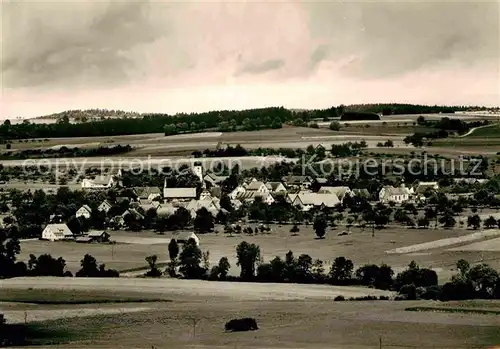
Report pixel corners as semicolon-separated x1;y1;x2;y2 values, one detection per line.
2;0;499;119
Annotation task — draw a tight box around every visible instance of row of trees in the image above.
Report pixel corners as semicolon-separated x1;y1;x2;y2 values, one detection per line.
1;145;132;159
146;238;500;301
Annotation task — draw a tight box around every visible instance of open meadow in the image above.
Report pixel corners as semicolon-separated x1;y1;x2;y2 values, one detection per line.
0;280;499;348
17;224;500;282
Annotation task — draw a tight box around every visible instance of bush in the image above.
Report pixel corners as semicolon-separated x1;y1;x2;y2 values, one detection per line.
379;296;390;300
334;295;345;301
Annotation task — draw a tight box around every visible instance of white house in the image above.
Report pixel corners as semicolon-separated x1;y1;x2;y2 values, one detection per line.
174;231;200;246
76;205;92;219
156;203;179;217
42;223;74;241
163;179;197;201
186;199;220;218
245;181;270;194
134;187;162;202
265;182;287;194
236;191;275;205
292;193;340;211
379;185;411;204
229;185;247;200
98;200;113;213
81;175;116;189
199;189;214;201
318;186;354;203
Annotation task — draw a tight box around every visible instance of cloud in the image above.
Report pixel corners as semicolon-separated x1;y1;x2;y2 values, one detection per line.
238;59;285;75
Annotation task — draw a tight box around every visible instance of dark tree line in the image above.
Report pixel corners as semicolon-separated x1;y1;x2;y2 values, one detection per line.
0;145;132;160
154;238;500;301
2;104;478;140
346;103;469;115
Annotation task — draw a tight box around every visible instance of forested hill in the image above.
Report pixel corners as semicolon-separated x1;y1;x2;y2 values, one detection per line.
345;103;472;115
0;104;483;140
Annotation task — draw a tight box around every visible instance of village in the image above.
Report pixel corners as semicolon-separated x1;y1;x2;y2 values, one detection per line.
8;161;491;245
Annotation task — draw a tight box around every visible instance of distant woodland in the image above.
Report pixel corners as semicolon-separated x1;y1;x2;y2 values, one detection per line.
0;104;479;140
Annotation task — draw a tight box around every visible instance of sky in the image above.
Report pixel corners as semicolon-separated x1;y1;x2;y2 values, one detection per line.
1;0;499;119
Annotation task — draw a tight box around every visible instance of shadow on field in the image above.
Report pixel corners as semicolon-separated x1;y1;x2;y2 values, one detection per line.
1;323;81;346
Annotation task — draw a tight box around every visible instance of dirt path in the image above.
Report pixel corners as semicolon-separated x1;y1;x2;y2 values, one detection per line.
385;230;500;254
458;123;499;138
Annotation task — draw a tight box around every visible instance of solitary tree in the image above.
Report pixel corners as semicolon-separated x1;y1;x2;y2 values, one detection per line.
236;241;261;280
467;215;481;230
313;215;327;239
329;256;354;284
178;238;204;279
145;254;162;277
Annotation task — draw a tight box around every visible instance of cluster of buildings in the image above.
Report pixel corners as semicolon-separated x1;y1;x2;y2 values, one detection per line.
34;165;490;242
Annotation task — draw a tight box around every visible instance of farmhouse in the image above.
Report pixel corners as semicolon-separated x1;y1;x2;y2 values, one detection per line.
42;223;74;241
134;186;162;202
186;199;220;218
282;175;313;188
265;182;287;194
75;230;110;243
318;186;353;202
352;188;371;199
156;202;179;217
379;185;411;204
174;231;200;246
98;200;113;213
236;191;275;205
76;205;92;219
245;181;270;194
82;176;116;189
122;208;145;220
229;185;247;200
203;173;228;186
292;193;340;211
411;181;439;199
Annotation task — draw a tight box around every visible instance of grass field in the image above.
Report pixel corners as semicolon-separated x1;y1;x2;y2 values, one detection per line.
17;224;500;282
466;124;500;138
0;283;499;348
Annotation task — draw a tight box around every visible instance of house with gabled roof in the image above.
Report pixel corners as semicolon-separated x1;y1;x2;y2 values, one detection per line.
379;185;411;204
229;185;246;200
411;181;439;200
186;199;221;218
42;223;74;241
236;191;275;205
203;173;228;187
163;179;197;201
76;205;92;219
134;186;162;202
98;200;113;213
318;186;353;203
281;175;313;188
292;193;340;211
81;174;118;189
265;182;287;194
246;181;269;193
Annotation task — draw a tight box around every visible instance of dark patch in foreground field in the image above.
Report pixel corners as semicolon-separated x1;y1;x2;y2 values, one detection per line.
0;288;171;305
1;322;83;347
405;306;500;315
